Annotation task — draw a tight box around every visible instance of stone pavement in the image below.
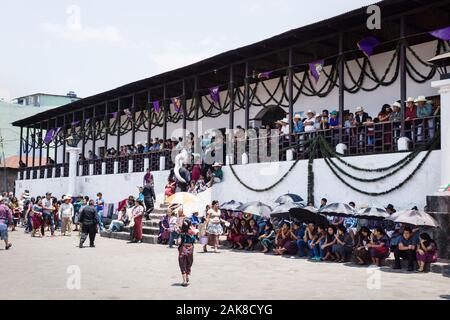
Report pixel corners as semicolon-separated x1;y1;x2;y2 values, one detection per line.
1;230;450;300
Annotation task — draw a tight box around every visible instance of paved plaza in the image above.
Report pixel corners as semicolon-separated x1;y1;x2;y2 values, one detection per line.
1;230;450;300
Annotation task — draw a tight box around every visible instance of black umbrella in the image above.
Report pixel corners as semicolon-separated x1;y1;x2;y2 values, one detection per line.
274;193;304;204
355;207;389;220
220;200;243;211
319;203;357;218
270;202;304;220
288;207;329;226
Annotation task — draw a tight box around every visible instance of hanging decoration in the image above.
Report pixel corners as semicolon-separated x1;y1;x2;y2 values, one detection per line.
43;129;55;145
308;59;325;82
171;97;182;113
71;120;80;127
209;86;220;104
152;101;161;113
124;108;133;119
85;118;91;126
111;112;119;119
258;71;273;79
357;36;380;57
429;26;450;41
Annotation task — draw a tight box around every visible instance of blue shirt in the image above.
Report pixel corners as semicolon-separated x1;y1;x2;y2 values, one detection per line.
416;104;432;118
329;117;339;127
293;120;304;133
96;198;104;212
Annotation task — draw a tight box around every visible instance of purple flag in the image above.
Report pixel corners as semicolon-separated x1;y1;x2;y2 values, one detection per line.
429;26;450;41
44;129;55;144
357;36;380;57
71;120;80;127
111;112;119;119
152;101;161;113
258;71;273;79
124;108;132;119
209;86;220;104
85;118;91;126
309;60;325;82
171;97;182;113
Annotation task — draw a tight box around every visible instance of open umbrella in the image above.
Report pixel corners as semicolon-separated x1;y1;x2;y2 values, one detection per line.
319;203;357;218
274;193;304;204
389;210;439;228
166;192;198;206
288;206;328;226
238;201;272;218
270;202;304;220
220;200;243;211
355;207;389;220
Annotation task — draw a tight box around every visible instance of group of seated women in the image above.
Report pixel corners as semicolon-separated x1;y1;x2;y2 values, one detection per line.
225;216;438;272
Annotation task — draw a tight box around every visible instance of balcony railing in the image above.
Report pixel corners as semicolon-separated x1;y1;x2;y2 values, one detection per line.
17;116;440;180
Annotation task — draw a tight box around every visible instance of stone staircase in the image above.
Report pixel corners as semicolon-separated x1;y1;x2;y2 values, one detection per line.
100;203;168;244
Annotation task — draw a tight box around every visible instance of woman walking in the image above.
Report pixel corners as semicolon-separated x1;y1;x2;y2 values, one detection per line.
178;220;197;287
130;199;145;243
203;201;224;253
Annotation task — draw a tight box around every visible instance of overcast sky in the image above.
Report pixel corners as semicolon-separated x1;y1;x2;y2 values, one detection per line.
0;0;375;101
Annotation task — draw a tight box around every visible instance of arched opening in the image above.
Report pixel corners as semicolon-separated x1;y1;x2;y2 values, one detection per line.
251;105;287;128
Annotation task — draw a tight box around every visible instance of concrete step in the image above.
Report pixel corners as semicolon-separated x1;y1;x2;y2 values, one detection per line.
143;220;160;228
152;208;167;214
100;230;158;244
123;225;159;236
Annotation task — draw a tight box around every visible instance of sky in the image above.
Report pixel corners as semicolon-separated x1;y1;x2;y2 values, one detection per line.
0;0;376;102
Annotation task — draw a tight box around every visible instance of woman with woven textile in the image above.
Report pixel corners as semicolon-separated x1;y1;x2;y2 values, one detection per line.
178;219;197;287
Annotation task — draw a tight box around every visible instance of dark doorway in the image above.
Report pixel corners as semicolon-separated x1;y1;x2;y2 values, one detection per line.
252;105;287;128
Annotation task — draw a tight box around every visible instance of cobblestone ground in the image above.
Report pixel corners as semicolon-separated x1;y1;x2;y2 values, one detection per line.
1;230;449;300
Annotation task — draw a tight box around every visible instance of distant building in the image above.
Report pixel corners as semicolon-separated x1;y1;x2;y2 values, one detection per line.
12;91;81;107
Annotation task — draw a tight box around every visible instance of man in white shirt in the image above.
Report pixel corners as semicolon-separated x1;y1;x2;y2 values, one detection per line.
303;110;316;133
59;196;74;236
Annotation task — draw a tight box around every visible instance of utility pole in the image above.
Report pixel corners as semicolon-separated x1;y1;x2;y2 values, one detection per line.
0;128;7;192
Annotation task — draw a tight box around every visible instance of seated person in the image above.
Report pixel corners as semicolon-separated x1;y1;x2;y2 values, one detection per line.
195;175;208;193
353;227;372;265
227;218;244;249
320;226;337;261
416;233;438;272
297;222;316;258
332;225;354;262
245;219;259;250
259;223;275;253
368;227;390;267
393;226;417;271
108;207;128;232
273;222;297;256
311;225;327;261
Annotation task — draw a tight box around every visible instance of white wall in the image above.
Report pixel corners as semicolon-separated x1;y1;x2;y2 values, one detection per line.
212;150;441;211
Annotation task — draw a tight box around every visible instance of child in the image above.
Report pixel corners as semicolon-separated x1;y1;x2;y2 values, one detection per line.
259;223;275;253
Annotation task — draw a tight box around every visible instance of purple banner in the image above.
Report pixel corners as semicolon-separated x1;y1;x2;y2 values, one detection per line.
209;86;220;104
152;101;161;113
429;26;450;41
71;120;81;127
357;36;380;57
309;60;324;82
171;97;182;113
258;71;273;79
44;129;55;144
85;118;91;126
111;112;119;119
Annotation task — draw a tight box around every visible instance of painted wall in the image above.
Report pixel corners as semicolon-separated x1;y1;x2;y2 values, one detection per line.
212;150;441;211
16;150;441;211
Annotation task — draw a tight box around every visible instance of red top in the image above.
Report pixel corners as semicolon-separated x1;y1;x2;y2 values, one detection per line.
405;106;417;120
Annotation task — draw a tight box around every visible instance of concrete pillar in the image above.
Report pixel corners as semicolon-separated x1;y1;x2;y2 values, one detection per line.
144;158;150;171
242;153;249;165
286;149;294;161
431;79;450;186
114;161;119;174
52;167;56;178
336;143;347;155
128;159;134;173
160;156;166;171
226;154;233;166
44;168;48;179
67;147;81;197
101;162;106;175
397;137;410;152
89;163;94;176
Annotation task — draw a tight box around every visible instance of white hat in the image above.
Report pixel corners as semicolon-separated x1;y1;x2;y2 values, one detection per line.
63;195;72;201
315;113;321;118
306;109;314;114
392;102;401;108
276;118;289;125
355;106;364;112
416;95;427;102
212;162;223;167
406;97;415;103
136;141;142;146
294;114;301;120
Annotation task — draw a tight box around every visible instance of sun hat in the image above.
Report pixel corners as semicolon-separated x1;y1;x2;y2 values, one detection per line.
276;118;289;125
330;110;338;116
416;95;427;102
63;195;72;201
306;109;315;115
392;101;401;108
406;97;415;103
315;113;321;118
355;106;364;113
294;114;301;120
212;162;223;167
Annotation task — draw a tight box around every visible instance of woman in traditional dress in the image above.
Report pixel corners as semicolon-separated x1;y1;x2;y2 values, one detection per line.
258;222;275;253
416;233;438;272
131;199;145;243
9;197;20;231
158;210;171;244
203;200;224;253
227;217;244;249
368;227;390;266
273;222;297;255
353;227;372;265
31;198;43;238
164;177;176;200
245;219;259;250
178;219;197;287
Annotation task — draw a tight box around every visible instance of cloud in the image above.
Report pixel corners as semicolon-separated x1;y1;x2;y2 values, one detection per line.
40;22;122;44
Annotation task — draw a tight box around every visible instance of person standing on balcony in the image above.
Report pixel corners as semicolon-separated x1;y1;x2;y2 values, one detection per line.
390;102;402;139
78;200;99;248
416;96;434;141
293;113;304;134
303;110;316;133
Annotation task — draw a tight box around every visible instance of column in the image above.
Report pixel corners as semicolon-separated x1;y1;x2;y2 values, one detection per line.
244;61;250;130
131;95;136;147
288;49;294;135
338;33;345;142
147;91;152;146
399;17;407;136
67;147;81;197
163;85;168;141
